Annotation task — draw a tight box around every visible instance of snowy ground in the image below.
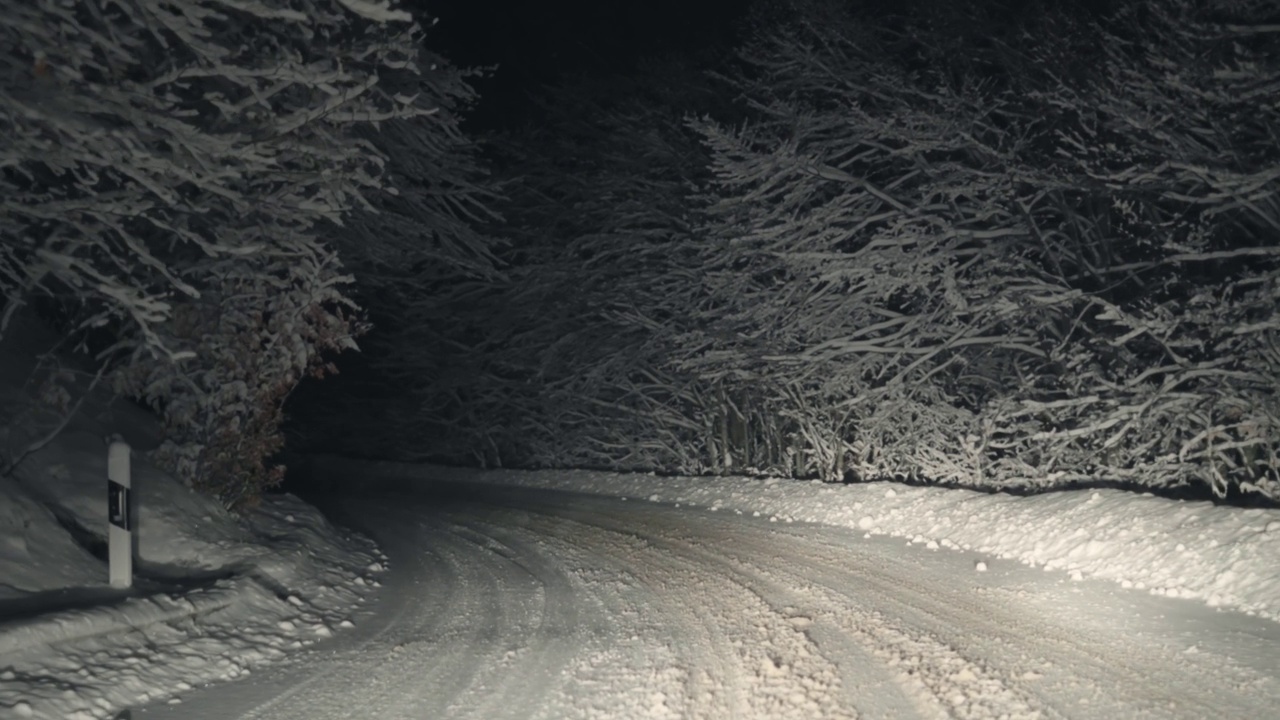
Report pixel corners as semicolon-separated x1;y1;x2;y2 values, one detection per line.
310;458;1280;623
135;476;1279;720
2;448;1278;718
0;323;387;720
0;445;386;720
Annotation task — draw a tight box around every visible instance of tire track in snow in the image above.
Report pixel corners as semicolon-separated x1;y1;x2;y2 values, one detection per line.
548;501;1275;720
236;507;542;720
374;521;533;718
132;488;1280;720
632;529;1034;720
760;522;1273;720
527;519;750;719
521;504;1007;720
231;509;465;720
439;518;583;720
510;508;863;719
508;533;706;720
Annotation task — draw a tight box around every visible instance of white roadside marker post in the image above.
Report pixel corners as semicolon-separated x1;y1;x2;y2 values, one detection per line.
108;440;133;589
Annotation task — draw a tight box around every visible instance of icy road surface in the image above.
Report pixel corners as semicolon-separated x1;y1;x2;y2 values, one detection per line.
139;482;1280;720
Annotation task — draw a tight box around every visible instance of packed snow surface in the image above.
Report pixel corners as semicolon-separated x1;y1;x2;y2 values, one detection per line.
313;459;1280;623
4;457;1279;719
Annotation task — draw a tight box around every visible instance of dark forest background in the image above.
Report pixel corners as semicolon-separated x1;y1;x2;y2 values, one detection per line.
4;0;1279;508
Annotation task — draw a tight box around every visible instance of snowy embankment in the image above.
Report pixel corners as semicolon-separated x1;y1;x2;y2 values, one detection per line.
310;457;1280;624
0;432;387;719
1;326;384;719
0;431;387;719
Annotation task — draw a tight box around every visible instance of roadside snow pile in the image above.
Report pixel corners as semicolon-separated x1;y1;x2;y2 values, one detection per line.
0;329;385;719
0;466;386;720
314;457;1280;624
0;478;104;596
7;428;250;582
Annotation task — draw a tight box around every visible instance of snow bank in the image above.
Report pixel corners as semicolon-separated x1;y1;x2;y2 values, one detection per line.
0;580;238;659
0;479;104;595
0;473;386;719
8;428;250;575
0;325;385;719
0;421;384;718
312;457;1280;624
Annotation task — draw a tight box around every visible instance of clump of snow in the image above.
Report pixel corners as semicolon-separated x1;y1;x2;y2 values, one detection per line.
313;457;1280;623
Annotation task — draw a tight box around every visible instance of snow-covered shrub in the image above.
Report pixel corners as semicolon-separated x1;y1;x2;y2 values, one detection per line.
982;281;1280;499
2;0;437;507
976;0;1280;499
114;254;362;508
689;0;1279;499
688;0;1054;483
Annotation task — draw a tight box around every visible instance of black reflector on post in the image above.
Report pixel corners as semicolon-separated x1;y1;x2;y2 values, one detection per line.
108;479;131;531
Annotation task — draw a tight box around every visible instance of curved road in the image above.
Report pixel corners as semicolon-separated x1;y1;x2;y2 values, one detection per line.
139;482;1280;719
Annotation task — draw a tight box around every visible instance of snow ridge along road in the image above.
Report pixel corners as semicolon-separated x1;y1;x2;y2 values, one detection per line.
138;481;1280;720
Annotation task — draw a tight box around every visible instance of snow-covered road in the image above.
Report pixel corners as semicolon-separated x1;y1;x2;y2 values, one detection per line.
137;482;1280;720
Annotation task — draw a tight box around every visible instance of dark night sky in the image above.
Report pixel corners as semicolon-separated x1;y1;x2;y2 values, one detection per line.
407;0;748;127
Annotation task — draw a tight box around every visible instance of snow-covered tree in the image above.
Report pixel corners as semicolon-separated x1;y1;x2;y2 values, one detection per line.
1;0;439;506
687;0;1058;482
410;59;728;471
977;0;1280;498
688;0;1280;498
283;46;504;461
